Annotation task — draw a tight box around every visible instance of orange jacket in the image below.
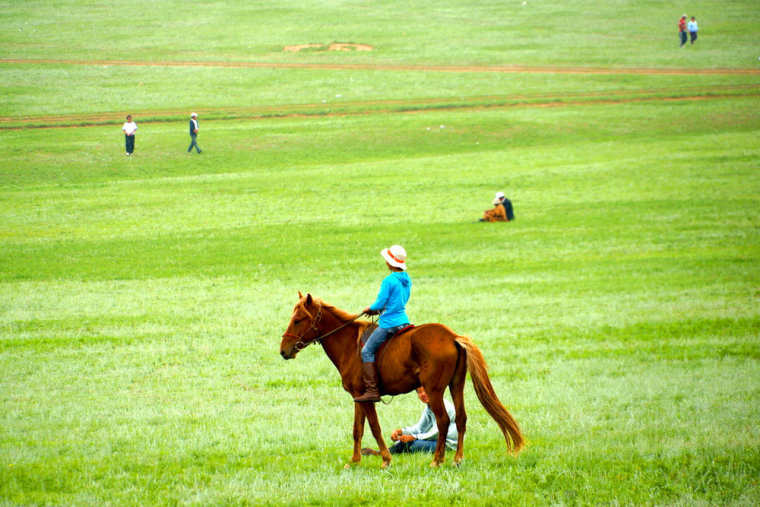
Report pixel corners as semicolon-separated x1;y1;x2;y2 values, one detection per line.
482;204;507;222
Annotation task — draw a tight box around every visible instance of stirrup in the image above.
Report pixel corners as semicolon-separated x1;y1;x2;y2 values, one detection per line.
353;390;381;403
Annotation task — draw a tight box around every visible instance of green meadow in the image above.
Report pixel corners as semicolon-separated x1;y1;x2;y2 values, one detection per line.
1;1;759;505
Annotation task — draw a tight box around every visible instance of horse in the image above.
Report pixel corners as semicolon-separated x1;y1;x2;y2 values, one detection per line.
279;293;524;468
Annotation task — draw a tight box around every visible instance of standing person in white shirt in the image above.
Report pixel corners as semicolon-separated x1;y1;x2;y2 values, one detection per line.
122;114;137;156
688;16;698;45
188;112;202;154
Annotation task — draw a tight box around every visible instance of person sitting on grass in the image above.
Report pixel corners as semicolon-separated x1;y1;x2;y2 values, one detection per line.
362;387;458;455
479;191;515;222
480;196;507;222
497;191;515;221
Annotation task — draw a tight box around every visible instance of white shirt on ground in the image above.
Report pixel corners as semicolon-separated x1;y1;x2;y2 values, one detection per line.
402;398;458;449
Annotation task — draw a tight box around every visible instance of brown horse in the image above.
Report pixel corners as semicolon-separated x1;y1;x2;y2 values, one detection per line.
279;293;524;468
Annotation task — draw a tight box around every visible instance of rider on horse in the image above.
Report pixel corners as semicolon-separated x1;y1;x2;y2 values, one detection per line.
354;245;412;403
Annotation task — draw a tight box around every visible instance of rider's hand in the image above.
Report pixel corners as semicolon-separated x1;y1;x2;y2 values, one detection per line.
400;435;415;443
363;307;378;316
390;428;403;441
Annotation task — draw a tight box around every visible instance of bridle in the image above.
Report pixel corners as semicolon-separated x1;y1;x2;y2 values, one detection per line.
282;302;362;352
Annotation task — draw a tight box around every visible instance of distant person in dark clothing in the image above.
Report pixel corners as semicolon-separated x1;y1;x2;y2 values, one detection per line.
688;17;698;44
678;15;688;47
496;191;515;221
188;113;201;154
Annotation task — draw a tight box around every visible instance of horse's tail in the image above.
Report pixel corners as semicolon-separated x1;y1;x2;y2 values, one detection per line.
455;335;524;454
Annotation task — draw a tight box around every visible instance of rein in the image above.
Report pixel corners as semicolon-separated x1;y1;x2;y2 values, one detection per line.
283;303;363;351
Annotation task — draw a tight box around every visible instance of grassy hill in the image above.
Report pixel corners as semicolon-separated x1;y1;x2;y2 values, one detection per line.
0;1;758;505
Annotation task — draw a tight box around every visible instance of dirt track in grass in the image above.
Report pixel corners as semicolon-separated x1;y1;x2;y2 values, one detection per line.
2;57;760;75
1;58;758;130
2;90;759;130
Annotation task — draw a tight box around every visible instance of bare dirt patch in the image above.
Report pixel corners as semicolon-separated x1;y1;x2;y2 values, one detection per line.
284;43;373;52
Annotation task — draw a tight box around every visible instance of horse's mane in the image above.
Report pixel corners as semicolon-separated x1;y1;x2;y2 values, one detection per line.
301;296;360;322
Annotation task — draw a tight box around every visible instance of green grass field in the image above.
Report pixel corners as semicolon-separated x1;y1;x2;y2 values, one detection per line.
1;1;759;505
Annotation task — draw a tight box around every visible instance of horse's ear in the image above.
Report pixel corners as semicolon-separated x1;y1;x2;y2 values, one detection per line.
306;293;313;305
298;291;303;299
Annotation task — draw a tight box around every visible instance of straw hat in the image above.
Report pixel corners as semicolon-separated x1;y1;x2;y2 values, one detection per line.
380;245;407;270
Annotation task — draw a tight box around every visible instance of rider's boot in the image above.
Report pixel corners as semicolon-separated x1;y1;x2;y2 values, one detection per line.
353;362;381;403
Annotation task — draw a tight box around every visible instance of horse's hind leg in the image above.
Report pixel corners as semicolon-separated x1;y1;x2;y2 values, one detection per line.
449;347;468;465
362;402;391;468
426;390;450;467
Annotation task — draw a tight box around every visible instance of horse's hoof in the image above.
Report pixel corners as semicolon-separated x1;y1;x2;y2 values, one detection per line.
429;461;441;468
381;461;390;469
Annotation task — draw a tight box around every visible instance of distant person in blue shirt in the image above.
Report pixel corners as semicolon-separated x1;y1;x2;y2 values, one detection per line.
354;244;412;403
688;17;698;44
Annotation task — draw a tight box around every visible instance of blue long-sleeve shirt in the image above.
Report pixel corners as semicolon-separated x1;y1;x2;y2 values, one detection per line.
369;271;412;328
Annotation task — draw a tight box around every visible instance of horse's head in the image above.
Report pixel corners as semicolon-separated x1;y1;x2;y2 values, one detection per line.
280;292;323;359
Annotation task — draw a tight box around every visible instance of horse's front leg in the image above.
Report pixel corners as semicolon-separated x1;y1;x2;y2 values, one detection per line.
346;402;366;467
362;402;391;468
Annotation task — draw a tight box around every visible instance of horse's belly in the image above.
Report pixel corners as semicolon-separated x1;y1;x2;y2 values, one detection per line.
376;337;418;395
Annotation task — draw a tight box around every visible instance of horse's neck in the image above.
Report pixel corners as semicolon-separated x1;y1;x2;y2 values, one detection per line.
318;313;361;374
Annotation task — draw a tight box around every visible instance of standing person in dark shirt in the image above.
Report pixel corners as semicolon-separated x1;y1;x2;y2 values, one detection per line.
188;113;202;154
678;15;688;47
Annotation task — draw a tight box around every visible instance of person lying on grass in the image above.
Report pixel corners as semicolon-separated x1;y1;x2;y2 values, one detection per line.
362;387;458;455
